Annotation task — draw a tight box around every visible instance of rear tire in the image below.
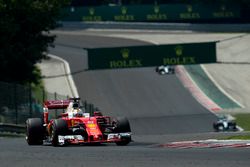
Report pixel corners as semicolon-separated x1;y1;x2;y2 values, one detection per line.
51;119;68;146
26;118;44;145
155;67;159;72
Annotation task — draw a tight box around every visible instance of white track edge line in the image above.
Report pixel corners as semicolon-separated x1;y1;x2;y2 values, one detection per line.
48;54;79;98
178;65;221;113
201;64;244;108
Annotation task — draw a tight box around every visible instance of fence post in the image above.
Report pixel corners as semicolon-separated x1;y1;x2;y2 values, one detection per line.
84;100;87;110
42;88;46;102
54;92;57;117
29;83;32;118
86;103;89;113
14;83;18;124
54;92;57;100
90;104;94;116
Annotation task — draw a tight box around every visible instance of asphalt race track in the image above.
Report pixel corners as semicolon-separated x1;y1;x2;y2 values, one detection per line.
50;33;217;135
1;32;250;167
1;137;250;167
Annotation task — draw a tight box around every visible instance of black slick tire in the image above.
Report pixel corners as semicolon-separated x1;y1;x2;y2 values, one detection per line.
114;117;131;146
26;118;44;145
51;119;68;146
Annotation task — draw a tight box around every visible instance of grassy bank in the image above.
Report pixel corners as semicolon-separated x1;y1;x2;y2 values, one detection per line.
222;113;250;140
223;135;250;140
234;113;250;131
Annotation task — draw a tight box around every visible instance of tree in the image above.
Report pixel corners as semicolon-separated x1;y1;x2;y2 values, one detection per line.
0;0;69;84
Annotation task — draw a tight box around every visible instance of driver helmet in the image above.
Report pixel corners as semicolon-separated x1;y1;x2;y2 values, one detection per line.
72;102;79;109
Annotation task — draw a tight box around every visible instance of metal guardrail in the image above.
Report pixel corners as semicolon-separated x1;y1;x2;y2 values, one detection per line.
60;21;250;32
0;123;26;134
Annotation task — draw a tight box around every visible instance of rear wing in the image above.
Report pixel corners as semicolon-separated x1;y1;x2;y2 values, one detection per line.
44;100;70;109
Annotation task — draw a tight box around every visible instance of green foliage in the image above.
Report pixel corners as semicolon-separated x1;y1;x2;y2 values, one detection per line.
222;135;250;140
233;113;250;131
0;0;70;84
219;113;250;140
30;66;45;104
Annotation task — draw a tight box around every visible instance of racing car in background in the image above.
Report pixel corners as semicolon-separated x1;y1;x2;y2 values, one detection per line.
213;114;237;132
26;98;132;146
156;65;175;75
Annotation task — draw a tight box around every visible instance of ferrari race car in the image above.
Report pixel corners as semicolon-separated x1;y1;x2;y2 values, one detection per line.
213;115;237;132
156;65;175;75
26;98;132;146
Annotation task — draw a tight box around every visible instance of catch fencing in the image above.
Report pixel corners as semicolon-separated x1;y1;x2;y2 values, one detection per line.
0;81;97;126
0;81;68;125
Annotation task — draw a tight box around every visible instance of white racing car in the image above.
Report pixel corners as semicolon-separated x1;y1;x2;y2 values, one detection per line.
213;114;237;132
156;65;175;75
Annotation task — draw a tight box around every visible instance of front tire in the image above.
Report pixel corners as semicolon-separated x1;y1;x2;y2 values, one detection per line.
114;117;131;133
51;119;68;146
114;117;131;146
26;118;44;145
160;70;165;75
218;124;224;131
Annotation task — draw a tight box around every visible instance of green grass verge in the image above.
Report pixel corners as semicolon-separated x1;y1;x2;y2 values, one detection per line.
222;135;250;140
220;113;250;140
233;113;250;131
30;65;47;104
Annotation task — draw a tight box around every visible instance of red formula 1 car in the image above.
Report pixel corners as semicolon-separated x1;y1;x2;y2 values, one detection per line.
26;98;132;146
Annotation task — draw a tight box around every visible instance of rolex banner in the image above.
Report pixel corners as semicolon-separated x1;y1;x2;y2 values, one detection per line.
62;3;241;22
87;42;216;70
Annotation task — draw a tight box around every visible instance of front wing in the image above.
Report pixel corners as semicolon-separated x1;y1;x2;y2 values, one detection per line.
57;133;131;145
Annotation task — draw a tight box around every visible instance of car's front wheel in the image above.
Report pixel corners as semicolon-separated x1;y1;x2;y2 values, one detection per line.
218;125;224;131
51;119;68;146
113;117;131;146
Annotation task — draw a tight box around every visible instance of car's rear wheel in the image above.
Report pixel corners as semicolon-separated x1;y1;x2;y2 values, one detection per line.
155;67;159;72
229;122;237;131
114;117;131;146
51;119;68;146
26;118;44;145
